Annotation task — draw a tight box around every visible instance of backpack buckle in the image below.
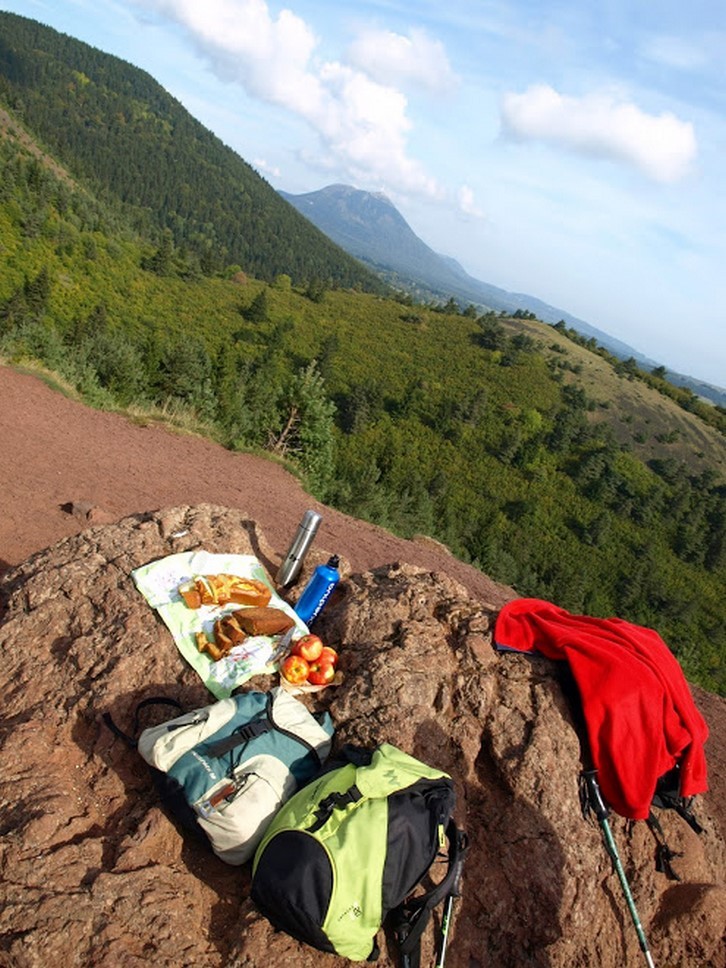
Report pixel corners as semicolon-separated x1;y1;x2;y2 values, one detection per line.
308;785;362;831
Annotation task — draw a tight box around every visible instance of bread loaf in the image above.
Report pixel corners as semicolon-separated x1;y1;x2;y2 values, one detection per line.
232;606;295;636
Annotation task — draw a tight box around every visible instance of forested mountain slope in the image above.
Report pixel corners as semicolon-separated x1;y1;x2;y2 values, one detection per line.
0;23;724;696
0;11;385;291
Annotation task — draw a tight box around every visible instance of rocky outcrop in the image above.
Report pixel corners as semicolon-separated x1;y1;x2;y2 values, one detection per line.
1;505;724;967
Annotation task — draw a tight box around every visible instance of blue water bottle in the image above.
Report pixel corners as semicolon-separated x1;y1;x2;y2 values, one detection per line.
294;555;340;626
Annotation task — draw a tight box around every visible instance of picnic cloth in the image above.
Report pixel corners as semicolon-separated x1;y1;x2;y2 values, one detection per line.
132;550;308;699
494;597;709;820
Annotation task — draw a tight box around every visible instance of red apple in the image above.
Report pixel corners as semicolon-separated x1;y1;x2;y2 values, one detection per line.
307;657;336;686
319;646;338;667
280;654;310;684
292;634;324;662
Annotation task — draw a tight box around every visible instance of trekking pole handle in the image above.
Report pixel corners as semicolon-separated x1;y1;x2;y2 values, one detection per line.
451;832;468;897
583;769;609;822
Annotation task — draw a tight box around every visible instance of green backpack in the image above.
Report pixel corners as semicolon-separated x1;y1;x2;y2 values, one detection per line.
251;743;468;965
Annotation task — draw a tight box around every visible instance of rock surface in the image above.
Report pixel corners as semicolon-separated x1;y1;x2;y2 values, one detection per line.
0;506;724;968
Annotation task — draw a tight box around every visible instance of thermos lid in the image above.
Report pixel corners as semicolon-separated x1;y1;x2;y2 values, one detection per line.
301;510;322;531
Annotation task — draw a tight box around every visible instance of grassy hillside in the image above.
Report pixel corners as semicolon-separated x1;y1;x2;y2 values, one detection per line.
511;316;725;474
1;67;724;696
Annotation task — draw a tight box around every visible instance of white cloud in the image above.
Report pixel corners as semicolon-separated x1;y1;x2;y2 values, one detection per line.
131;0;440;196
457;184;485;219
253;157;281;178
500;84;697;183
346;26;457;94
135;0;322;111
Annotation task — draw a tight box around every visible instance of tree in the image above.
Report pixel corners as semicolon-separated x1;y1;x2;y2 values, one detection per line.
156;337;217;421
83;328;146;404
476;318;506;351
442;297;459;315
317;334;340;383
244;290;269;323
273;273;292;291
141;230;175;276
510;332;536;353
338;381;383;434
305;278;327;303
23;266;51;316
616;356;640;379
200;245;222;276
0;289;27;334
269;361;336;497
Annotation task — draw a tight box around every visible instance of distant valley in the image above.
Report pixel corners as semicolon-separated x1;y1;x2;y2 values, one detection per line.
280;184;726;406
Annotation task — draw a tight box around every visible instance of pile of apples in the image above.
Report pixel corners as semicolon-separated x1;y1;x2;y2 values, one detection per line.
280;634;339;686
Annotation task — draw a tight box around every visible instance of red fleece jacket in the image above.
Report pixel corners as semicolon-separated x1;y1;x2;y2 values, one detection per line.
494;598;709;820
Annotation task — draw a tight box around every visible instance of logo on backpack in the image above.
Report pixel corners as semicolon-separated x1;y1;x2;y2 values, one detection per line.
189;750;219;782
337;903;363;922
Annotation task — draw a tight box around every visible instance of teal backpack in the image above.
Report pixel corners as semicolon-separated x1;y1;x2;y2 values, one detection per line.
251;743;468;965
105;687;334;865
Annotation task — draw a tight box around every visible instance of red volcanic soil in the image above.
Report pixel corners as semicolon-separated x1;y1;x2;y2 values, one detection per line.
0;365;511;606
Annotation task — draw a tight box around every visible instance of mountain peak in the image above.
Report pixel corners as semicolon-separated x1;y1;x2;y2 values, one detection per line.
279;183;434;271
318;183;392;203
289;183;399;219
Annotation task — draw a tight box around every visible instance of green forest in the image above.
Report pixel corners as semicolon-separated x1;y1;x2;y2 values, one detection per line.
0;12;384;292
1;12;724;695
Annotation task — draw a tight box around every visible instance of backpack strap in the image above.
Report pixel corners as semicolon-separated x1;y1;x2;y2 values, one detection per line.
645;811;684;881
102;697;184;749
393;821;469;968
307;785;363;833
647;761;704;878
204;689;321;760
204;718;273;757
268;693;329;764
652;786;704;835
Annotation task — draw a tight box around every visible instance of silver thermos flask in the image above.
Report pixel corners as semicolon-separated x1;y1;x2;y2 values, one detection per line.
276;510;322;587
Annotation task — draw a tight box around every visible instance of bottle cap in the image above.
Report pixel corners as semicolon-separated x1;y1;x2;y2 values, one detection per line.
301;510;322;532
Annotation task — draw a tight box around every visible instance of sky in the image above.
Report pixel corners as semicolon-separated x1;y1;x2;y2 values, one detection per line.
2;0;725;388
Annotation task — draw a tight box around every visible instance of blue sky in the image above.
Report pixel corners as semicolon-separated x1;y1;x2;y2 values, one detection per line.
3;0;725;387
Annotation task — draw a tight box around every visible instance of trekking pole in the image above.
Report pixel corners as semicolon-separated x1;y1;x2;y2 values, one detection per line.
582;770;656;968
435;831;468;968
435;893;455;968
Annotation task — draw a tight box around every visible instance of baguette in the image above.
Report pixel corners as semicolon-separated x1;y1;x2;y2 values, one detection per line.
227;578;272;607
179;574;271;609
